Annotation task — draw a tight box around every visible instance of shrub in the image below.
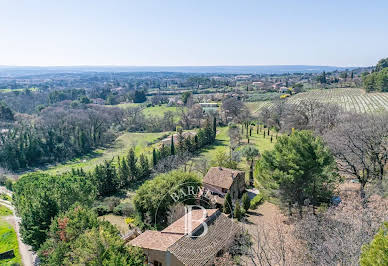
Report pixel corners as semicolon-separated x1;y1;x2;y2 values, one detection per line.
103;196;121;212
250;194;263;210
5;178;13;191
234;201;242;221
92;205;110;216
242;193;251;212
360;222;388;266
113;202;135;216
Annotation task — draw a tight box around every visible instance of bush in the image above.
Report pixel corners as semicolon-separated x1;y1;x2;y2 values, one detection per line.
250;194;263;210
5;178;13;191
0;174;6;186
113;202;135;216
92;205;110;216
242;193;251;212
234;201;242;221
360;222;388;266
103;196;121;212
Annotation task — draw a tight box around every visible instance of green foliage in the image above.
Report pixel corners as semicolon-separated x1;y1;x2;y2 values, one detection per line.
133;89;147;103
250;194;263;210
181;91;192;105
92;160;118;197
242;193;251;212
133;170;201;227
170;135;175;155
363;58;388;92
127;148;139;181
138;154;151;180
38;205;145;265
223;192;233;214
213;150;238;169
0;101;14;121
13;172;96;251
360;222;388;266
257;131;340;215
234;201;242;221
375;57;388;72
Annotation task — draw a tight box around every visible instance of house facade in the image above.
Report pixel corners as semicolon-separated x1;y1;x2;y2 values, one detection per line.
202;167;246;202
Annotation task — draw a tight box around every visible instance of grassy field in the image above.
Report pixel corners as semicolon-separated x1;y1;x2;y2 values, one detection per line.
248;88;388;115
195;126;276;172
142;105;179;117
0;220;21;265
0;205;13;216
99;214;130;235
41;131;168;175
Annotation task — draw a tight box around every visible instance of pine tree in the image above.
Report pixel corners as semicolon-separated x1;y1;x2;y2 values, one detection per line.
223;192;232;214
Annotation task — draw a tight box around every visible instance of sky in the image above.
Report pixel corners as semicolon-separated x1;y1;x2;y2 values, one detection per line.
0;0;387;67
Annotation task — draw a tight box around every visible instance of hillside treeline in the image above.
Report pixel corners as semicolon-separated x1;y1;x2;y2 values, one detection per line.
363;58;388;92
0;102;122;170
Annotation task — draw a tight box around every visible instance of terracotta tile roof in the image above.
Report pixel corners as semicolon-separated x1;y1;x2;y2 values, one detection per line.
129;230;182;251
129;209;219;251
168;212;241;266
162;209;218;235
203;167;245;189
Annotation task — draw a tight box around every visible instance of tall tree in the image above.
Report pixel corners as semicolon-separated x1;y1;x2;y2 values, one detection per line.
127;148;138;180
241;145;260;187
258;131;340;217
170;135;175;155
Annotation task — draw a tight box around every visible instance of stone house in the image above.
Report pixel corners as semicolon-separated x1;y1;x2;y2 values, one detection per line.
202;167;246;203
129;209;239;266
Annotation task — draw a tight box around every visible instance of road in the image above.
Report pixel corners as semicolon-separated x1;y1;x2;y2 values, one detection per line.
1;187;37;266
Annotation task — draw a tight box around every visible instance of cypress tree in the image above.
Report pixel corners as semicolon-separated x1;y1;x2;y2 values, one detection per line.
152;148;158;167
170;135;175;155
234;201;242;221
139;154;150;179
127;148;138;180
223;192;232;214
118;157;130;187
242;193;251;212
212;116;217;140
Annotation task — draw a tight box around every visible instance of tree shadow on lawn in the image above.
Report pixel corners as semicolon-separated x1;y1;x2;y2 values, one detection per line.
197;139;228;154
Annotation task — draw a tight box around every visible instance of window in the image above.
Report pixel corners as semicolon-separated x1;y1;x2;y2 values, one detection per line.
154;261;162;266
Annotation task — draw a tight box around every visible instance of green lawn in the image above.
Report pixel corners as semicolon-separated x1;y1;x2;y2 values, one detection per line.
196;126;276;170
42;132;169;175
0;220;21;265
0;205;13;216
142;105;178;117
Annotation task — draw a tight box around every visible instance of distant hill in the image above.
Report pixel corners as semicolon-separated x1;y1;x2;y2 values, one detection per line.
0;65;359;77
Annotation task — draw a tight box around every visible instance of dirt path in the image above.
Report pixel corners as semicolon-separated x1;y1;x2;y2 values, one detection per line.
0;200;36;266
239;202;298;266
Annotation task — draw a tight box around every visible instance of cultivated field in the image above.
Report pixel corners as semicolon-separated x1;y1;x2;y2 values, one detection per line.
249;88;388;115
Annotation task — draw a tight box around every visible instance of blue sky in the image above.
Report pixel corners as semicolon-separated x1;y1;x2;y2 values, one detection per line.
1;0;387;66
